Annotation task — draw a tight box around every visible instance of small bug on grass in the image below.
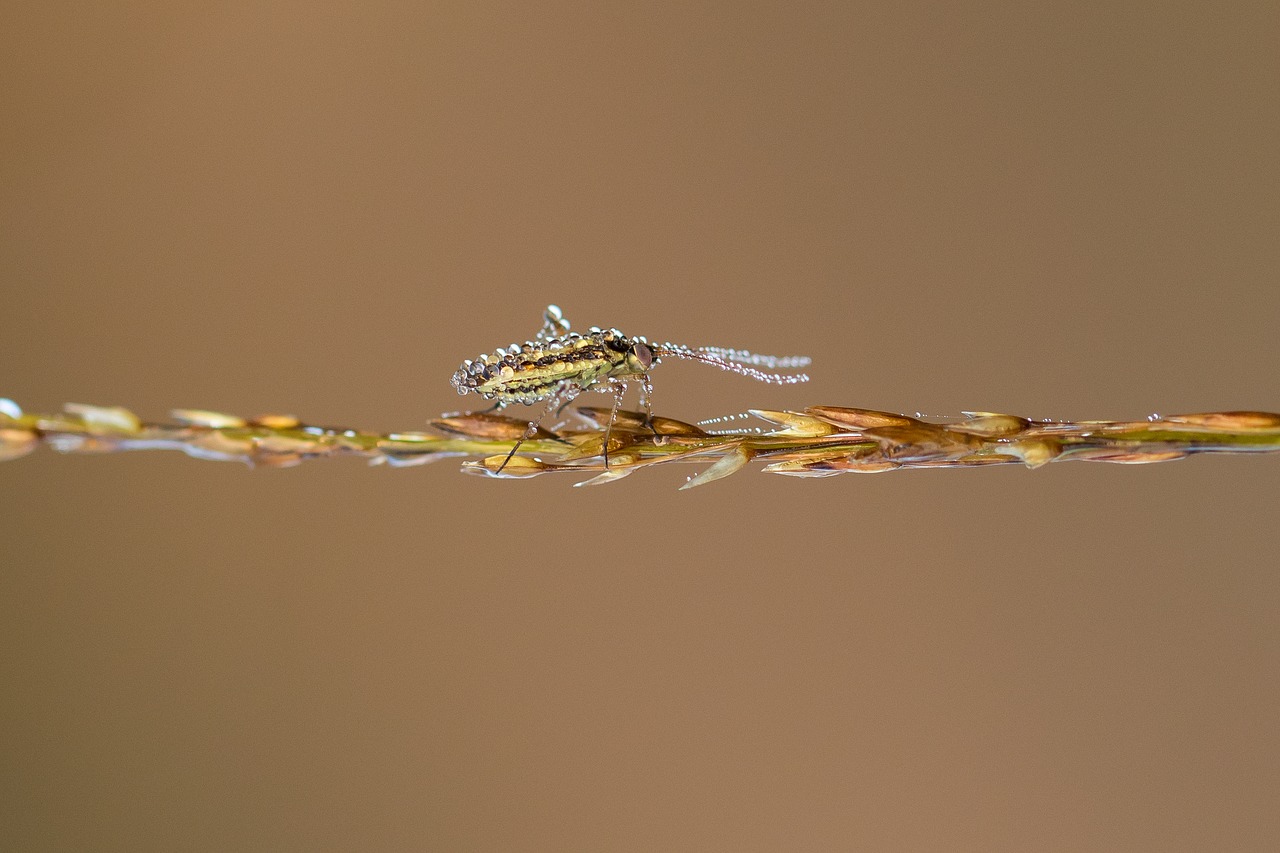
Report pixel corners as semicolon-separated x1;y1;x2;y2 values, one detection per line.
450;305;810;470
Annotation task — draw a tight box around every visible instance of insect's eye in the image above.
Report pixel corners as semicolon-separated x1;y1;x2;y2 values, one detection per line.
631;342;653;369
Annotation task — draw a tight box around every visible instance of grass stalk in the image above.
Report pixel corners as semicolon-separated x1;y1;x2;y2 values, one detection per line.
3;398;1277;488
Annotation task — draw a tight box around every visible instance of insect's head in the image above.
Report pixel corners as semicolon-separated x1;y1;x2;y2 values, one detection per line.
623;337;656;373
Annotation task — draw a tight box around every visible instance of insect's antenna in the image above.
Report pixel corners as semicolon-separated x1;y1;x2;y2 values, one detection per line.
692;347;811;370
652;343;809;384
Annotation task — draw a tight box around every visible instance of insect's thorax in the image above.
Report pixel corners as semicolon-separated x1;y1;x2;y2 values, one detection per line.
451;329;651;405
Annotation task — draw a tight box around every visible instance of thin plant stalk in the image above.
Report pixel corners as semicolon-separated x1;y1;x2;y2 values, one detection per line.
3;398;1278;488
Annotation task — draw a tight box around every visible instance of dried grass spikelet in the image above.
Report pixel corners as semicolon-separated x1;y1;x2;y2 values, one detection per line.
2;398;1278;489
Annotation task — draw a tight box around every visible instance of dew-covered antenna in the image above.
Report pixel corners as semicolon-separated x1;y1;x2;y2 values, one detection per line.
651;342;810;385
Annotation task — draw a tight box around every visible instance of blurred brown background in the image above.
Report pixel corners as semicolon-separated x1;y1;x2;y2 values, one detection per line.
2;3;1277;850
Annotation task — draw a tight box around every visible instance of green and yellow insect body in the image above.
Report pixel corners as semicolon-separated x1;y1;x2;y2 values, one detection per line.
450;328;656;406
450;305;809;471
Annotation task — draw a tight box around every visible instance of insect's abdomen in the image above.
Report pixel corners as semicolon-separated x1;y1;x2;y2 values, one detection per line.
452;332;633;405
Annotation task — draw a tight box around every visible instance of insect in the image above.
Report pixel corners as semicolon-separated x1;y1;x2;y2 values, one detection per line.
450;305;810;470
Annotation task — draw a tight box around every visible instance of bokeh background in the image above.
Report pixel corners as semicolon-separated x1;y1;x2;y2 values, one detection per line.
2;3;1278;850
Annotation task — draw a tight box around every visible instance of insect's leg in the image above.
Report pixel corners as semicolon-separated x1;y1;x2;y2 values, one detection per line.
602;380;626;469
536;304;570;341
496;406;548;474
638;374;654;430
495;387;572;474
